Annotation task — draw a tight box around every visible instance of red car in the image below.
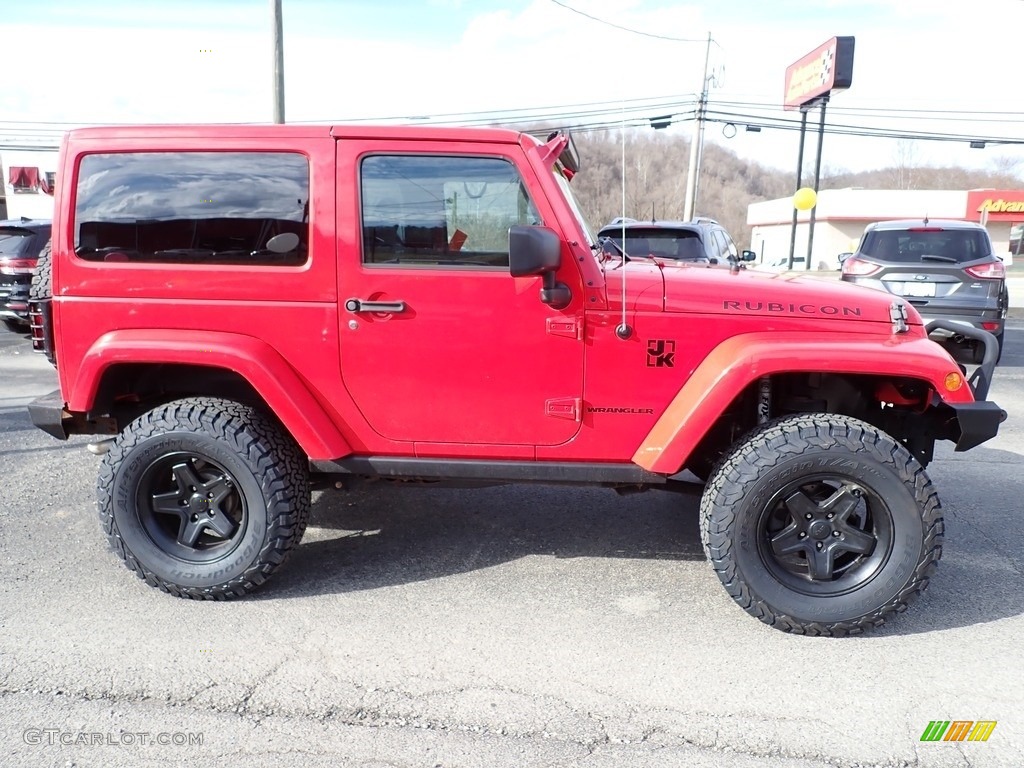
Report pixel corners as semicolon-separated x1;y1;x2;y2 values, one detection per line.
26;124;1003;635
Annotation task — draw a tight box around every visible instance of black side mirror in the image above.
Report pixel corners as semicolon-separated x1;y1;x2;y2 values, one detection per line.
741;249;757;262
509;226;571;309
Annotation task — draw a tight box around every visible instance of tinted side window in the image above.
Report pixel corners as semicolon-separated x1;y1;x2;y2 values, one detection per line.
75;152;309;266
717;228;738;258
711;229;731;260
361;155;540;268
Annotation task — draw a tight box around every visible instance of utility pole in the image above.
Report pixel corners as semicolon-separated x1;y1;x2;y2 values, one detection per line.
272;0;285;123
682;32;712;221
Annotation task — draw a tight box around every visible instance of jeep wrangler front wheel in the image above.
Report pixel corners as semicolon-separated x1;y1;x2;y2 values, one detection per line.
97;397;310;598
700;413;943;636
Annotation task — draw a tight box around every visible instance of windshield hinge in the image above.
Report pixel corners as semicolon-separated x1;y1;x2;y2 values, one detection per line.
890;301;909;334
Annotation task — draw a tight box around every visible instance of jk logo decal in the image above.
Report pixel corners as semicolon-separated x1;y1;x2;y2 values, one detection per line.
646;339;675;368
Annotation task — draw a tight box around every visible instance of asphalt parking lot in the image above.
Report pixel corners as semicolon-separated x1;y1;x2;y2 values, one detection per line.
1;327;1022;768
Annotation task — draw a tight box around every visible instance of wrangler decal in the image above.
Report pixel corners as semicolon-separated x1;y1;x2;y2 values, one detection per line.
587;407;655;415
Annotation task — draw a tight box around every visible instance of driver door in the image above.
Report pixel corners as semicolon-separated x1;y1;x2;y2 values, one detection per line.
336;142;585;448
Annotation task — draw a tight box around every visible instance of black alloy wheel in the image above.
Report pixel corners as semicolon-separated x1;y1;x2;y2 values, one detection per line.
700;413;943;636
758;478;892;595
97;397;310;599
136;452;248;562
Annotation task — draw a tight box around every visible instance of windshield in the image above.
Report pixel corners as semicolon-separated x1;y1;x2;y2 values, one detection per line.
552;167;596;249
603;229;706;260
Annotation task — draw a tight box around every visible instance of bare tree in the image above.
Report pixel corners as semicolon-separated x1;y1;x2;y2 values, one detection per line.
890;139;918;190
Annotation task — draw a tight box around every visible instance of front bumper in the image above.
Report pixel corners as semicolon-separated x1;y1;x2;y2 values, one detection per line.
925;320;1006;450
927;320;998;400
947;400;1007;451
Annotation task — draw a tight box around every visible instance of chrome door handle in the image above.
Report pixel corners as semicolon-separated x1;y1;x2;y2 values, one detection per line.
344;298;406;313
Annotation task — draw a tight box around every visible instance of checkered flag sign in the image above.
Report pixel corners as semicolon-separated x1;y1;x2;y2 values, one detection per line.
819;47;833;84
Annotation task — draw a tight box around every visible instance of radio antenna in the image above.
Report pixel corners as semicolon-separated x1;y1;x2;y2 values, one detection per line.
615;111;632;340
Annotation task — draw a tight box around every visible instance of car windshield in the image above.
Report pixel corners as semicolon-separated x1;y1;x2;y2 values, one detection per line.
604;229;704;260
551;168;596;249
0;229;34;257
861;228;991;263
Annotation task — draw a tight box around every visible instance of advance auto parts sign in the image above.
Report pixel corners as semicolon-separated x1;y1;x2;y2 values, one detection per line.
784;37;855;110
966;189;1024;221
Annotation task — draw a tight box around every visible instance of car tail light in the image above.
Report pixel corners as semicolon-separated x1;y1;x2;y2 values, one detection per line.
982;321;1001;331
0;258;36;275
841;256;881;277
964;261;1006;279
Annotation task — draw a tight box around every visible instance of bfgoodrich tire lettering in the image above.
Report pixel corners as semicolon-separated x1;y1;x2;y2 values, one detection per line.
700;413;943;635
97;397;310;599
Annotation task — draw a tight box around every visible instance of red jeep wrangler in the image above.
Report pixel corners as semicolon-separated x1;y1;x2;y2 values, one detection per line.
27;125;1005;635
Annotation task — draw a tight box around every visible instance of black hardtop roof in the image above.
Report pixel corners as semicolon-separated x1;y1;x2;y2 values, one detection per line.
0;218;51;231
598;219;707;235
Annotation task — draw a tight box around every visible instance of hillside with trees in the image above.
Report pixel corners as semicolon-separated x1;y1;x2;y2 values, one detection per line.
567;130;1024;248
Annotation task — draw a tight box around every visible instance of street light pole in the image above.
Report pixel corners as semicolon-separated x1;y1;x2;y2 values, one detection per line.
272;0;285;124
682;32;712;221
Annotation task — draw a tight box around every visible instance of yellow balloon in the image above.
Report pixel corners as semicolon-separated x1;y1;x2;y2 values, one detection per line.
793;187;817;211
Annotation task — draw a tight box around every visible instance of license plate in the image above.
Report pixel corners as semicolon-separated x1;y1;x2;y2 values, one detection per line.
902;282;935;297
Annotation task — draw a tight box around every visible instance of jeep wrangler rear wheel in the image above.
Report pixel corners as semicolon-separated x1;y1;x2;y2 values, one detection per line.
700;413;943;636
97;397;310;599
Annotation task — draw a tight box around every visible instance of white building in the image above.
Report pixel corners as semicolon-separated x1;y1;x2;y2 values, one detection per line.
747;188;1023;270
1;149;60;221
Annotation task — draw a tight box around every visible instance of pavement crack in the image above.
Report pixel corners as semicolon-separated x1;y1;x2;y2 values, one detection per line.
946;504;1024;578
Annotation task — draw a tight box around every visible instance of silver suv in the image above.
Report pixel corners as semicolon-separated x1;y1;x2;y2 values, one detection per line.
841;218;1008;363
598;217;755;268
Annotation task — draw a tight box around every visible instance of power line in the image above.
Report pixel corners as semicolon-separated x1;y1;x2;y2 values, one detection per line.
548;0;709;43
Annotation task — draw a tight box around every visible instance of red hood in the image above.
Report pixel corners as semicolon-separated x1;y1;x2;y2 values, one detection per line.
605;262;908;325
604;261;666;313
667;268;904;323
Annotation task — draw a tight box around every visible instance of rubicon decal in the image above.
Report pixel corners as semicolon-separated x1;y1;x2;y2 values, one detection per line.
646;339;676;368
723;300;862;317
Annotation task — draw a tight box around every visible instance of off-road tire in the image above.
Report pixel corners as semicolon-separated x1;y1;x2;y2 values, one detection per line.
29;239;51;302
700;413;943;636
97;397;310;599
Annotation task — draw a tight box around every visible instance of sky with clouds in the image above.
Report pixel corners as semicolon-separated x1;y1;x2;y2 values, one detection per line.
4;0;1024;176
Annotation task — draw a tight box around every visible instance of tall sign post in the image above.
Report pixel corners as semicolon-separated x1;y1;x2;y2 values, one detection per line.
272;0;285;124
783;36;855;269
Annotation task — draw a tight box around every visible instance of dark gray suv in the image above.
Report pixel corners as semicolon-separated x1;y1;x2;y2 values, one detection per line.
598;217;756;268
842;219;1008;362
0;219;52;331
